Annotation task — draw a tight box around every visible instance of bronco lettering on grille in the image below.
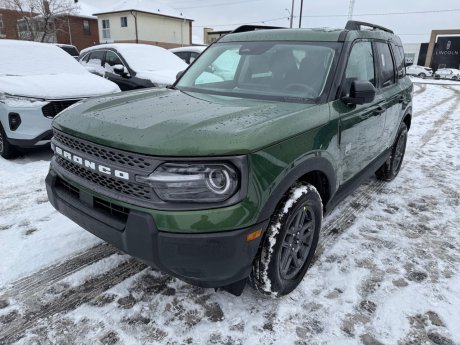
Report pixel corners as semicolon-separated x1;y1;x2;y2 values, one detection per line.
54;146;130;180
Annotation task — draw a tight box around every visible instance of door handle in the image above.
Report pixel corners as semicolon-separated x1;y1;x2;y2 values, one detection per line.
373;106;386;116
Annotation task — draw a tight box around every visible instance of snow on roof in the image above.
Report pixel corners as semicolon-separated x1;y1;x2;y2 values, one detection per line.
94;0;190;20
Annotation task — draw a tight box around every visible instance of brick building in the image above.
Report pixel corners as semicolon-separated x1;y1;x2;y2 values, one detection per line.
0;7;99;51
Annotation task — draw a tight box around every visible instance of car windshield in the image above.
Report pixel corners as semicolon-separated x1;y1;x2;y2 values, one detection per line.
176;41;340;102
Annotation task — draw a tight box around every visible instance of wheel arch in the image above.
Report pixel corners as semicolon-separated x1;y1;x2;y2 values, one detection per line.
257;156;337;223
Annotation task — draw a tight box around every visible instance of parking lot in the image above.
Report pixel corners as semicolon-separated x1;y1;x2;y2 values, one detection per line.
1;81;459;344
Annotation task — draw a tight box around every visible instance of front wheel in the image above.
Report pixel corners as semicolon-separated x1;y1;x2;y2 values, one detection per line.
0;122;19;159
249;183;322;297
418;73;426;79
376;122;408;181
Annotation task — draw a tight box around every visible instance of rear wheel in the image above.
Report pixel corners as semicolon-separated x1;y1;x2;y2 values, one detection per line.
0;122;19;159
376;122;408;181
249;183;322;297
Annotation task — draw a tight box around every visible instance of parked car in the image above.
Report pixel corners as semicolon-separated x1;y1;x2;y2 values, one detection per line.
434;68;460;80
405;65;433;78
55;44;80;59
79;44;187;91
46;21;412;297
0;40;120;159
169;46;207;64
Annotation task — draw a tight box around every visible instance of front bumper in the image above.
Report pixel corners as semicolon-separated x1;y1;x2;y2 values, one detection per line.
0;102;53;146
46;169;267;289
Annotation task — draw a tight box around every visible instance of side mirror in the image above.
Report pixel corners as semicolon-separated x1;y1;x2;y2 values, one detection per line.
113;64;129;77
342;80;376;105
176;70;185;80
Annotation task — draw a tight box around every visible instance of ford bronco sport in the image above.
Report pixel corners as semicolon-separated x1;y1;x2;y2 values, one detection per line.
46;21;412;296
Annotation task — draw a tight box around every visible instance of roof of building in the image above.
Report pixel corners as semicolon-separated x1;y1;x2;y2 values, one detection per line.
93;0;191;20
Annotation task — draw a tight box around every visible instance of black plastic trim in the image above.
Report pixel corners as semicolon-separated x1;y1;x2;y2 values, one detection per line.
8;130;53;148
257;156;337;222
325;148;390;213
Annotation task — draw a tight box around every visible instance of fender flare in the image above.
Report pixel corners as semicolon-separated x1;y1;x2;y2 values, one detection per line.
256;156;337;223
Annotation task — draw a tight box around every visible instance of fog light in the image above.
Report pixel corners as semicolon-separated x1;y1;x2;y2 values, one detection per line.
8;112;21;131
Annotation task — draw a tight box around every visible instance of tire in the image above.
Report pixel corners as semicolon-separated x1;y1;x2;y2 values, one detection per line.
0;122;19;159
418;73;426;79
452;76;458;81
376;122;408;181
249;183;322;297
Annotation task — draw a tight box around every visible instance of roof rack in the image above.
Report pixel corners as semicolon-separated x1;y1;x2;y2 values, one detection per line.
231;25;284;34
345;20;394;34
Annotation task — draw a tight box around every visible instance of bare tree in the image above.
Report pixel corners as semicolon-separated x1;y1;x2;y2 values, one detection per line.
0;0;78;42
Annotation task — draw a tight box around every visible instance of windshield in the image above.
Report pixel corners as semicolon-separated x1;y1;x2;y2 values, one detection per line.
177;41;340;102
0;42;88;76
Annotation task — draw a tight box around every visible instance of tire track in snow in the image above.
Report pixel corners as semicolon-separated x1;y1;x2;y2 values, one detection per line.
0;243;117;298
0;259;146;344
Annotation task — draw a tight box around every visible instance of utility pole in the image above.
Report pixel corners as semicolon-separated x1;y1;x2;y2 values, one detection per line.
348;0;356;20
290;0;295;28
299;0;304;28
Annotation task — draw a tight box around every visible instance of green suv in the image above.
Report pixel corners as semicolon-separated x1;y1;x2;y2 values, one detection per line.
46;21;412;296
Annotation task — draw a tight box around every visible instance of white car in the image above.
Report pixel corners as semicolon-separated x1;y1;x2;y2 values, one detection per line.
0;40;120;159
434;68;460;80
79;44;188;91
405;65;433;78
169;46;207;64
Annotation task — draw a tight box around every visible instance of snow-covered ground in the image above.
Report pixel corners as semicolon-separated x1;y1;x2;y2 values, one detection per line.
1;83;459;344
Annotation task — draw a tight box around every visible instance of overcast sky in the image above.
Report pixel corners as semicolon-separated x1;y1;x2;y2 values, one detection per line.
162;0;460;44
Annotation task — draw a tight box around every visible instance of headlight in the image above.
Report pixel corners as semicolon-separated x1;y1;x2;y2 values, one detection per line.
0;93;46;107
137;162;239;203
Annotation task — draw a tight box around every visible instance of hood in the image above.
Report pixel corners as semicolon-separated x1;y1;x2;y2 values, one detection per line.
53;89;327;156
135;69;182;85
0;73;120;99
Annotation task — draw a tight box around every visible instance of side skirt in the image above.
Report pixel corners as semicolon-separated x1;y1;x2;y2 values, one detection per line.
325;148;391;214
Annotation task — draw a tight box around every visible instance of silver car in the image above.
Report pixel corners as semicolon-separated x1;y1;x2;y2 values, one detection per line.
405;65;433;78
0;40;120;159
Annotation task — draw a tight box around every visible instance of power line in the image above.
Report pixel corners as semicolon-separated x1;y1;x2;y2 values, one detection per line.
194;16;288;28
299;8;460;18
177;0;264;10
193;8;460;29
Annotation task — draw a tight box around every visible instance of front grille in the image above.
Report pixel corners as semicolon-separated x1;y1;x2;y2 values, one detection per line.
56;176;79;198
94;198;130;222
53;130;155;171
55;156;152;201
56;176;130;222
42;100;80;119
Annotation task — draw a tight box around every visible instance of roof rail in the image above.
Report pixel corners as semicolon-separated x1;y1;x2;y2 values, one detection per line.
345;20;394;34
231;25;284;34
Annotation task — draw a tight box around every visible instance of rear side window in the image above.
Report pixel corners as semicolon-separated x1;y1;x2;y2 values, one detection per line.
105;51;124;67
392;45;405;79
376;42;395;87
344;41;375;94
88;50;105;66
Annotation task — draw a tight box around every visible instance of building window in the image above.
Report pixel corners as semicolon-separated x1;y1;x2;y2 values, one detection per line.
102;19;111;39
83;19;90;35
0;15;4;37
120;17;128;28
